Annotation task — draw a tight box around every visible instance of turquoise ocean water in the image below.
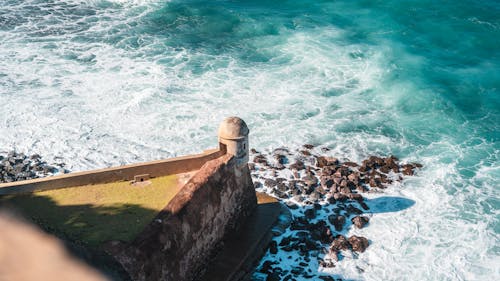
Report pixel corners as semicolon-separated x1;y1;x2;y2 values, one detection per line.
0;0;498;280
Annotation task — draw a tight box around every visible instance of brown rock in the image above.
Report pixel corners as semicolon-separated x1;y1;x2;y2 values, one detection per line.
348;235;369;252
332;192;347;202
330;235;350;252
316;156;338;168
351;216;369;229
349;193;363;202
339;186;351;194
290;160;305;171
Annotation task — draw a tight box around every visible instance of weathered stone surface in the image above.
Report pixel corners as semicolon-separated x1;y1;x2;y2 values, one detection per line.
351;216;369;229
330;235;350;252
111;154;257;281
348;236;369;253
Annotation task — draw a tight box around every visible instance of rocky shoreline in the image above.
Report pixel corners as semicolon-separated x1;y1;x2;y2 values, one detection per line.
250;145;421;281
0;151;67;183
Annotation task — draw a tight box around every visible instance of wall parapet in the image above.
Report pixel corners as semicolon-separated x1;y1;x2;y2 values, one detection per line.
0;148;225;195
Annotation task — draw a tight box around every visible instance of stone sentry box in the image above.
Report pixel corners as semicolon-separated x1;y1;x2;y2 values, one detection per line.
218;117;249;168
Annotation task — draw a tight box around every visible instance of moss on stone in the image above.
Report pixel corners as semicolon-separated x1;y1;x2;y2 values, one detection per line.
0;175;180;247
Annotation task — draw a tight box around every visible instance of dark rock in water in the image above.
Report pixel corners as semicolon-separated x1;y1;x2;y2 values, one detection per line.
351;216;369;229
304;208;316;220
269;240;278;254
318;275;336;281
259;260;276;274
360;201;370;210
286;201;299;210
402;164;415;176
266;271;281;281
348;236;369;253
328;215;345;232
310;220;334;244
345;205;363;216
303;144;315;150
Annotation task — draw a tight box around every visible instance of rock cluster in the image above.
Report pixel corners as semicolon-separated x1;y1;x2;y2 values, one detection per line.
251;145;421;280
0;151;65;183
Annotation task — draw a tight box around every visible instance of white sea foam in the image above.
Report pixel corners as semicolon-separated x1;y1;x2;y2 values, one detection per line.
0;1;498;280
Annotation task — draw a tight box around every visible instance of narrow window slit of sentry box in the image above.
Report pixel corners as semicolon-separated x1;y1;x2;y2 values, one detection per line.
131;174;152;186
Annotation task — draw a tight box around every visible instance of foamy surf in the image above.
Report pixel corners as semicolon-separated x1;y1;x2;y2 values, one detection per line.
0;0;498;280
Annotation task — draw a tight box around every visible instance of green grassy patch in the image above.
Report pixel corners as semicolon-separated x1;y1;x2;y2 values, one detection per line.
0;175;180;247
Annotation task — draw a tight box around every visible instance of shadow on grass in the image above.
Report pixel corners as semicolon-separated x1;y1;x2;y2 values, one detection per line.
0;193;163;281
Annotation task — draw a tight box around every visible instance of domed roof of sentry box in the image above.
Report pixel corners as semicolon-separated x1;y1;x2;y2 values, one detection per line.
218;117;249;140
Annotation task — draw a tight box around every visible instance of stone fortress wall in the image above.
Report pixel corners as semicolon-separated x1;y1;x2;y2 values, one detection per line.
0;117;260;281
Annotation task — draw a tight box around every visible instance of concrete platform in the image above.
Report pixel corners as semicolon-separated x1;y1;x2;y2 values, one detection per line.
200;193;285;281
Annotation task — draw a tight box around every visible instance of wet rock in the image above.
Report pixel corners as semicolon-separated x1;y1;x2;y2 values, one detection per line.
300;150;312;156
266;271;281;281
330;235;350;252
259;260;276;273
343;161;358;167
316;156;338;168
0;151;62;183
303;144;315;150
253;154;268;165
348;236;369;253
304;208;316;220
302;174;318;187
348;193;363;202
351;216;369;229
332;193;348;202
269;240;278;254
290;160;305;171
359;201;370;210
328;215;345;232
345;205;363;216
285;201;299;210
264;178;277;188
